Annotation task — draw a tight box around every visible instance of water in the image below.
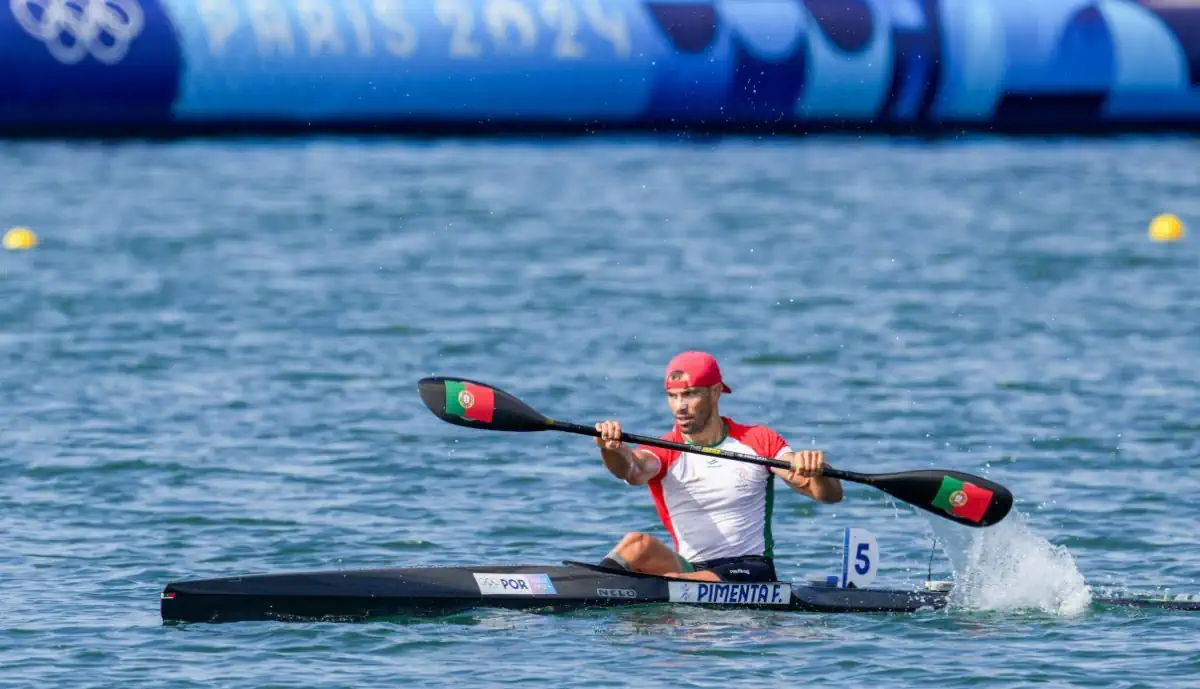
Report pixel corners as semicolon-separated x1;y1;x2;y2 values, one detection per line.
1;136;1198;688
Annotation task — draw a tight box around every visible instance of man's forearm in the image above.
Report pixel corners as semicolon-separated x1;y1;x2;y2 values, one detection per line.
802;474;843;504
602;447;658;484
775;468;844;503
601;445;637;480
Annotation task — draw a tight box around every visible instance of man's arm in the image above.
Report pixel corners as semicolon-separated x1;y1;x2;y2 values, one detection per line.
601;445;662;485
770;450;843;504
596;420;661;485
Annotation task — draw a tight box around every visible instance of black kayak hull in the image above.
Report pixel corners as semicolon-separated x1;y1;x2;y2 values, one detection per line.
161;561;948;623
160;561;1200;624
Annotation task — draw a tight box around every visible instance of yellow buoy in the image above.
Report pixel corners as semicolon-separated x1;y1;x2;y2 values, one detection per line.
1148;214;1185;243
3;227;38;251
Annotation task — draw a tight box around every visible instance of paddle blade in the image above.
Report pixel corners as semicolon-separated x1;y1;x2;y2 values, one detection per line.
868;470;1014;528
417;377;553;433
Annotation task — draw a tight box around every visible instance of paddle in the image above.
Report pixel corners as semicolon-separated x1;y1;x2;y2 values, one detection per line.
417;376;1014;528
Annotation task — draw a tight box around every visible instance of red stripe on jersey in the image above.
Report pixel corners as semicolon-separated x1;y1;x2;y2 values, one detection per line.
647;477;680;551
640;429;684;550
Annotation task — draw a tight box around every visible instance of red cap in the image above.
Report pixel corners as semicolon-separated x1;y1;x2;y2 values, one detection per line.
664;351;732;393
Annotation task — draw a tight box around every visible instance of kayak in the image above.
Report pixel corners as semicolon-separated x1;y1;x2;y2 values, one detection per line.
160;560;947;623
160;560;1200;624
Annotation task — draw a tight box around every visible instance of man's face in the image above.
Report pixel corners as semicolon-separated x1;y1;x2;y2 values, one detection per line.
666;384;720;434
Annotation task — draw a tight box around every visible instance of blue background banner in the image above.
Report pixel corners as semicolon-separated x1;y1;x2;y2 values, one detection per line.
0;0;181;126
1;0;1198;134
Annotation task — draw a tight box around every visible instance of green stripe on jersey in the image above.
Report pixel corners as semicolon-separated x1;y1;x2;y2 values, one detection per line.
763;473;775;559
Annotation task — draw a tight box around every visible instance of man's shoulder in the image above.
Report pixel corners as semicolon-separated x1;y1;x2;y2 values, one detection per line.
724;418;790;456
724;417;785;439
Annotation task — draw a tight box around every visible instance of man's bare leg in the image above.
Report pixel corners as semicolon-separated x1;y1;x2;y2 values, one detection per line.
662;569;722;581
600;532;722;581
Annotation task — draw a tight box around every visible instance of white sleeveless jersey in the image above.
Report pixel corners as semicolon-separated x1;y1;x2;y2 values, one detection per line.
639;418;792;563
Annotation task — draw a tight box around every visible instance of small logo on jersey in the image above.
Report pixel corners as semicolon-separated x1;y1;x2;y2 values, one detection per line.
735;466;756;493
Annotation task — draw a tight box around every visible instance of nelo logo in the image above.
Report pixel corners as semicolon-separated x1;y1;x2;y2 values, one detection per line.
11;0;145;65
596;588;637;599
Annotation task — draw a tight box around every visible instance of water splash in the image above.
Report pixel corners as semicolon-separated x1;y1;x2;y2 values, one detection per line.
929;512;1092;616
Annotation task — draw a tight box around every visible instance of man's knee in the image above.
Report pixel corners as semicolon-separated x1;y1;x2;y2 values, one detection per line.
618;531;653;556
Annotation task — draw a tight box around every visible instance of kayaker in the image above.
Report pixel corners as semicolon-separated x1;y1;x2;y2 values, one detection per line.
595;351;842;582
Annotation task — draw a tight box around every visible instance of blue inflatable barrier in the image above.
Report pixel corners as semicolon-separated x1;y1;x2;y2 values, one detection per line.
1;0;1199;135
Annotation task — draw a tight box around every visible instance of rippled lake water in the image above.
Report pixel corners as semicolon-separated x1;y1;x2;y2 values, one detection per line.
1;136;1198;688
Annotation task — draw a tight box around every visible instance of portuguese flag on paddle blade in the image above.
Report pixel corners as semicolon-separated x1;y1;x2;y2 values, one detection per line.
931;476;994;523
444;381;495;423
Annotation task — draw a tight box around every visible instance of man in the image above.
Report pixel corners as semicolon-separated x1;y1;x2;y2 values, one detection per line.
595;351;842;582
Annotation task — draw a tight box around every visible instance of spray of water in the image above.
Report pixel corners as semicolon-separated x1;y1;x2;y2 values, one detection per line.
928;511;1092;616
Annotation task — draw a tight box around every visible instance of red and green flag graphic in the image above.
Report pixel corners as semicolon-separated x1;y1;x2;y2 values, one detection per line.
931;476;994;523
444;381;495;423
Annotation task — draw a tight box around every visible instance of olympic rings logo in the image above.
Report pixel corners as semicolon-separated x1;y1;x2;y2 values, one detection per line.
10;0;144;65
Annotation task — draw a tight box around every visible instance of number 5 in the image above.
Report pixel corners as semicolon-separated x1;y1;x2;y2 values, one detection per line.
854;542;871;575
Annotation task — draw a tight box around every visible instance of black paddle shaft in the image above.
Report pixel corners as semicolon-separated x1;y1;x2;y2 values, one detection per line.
549;419;867;482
